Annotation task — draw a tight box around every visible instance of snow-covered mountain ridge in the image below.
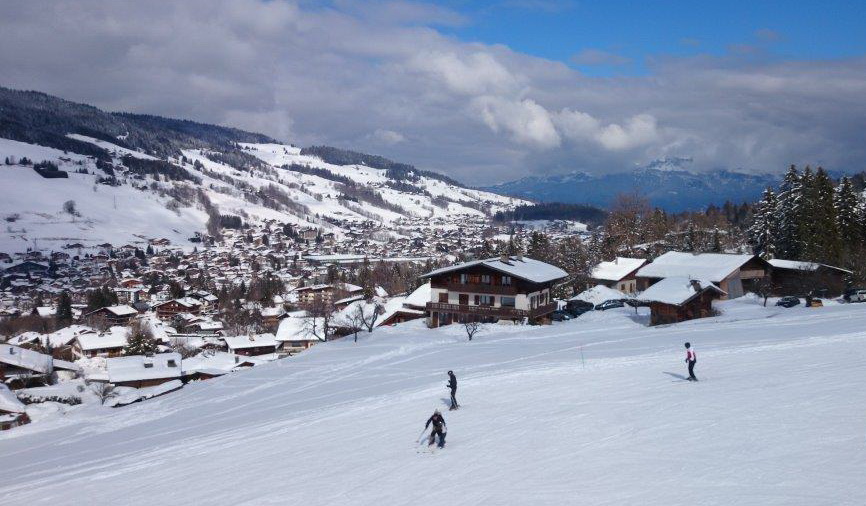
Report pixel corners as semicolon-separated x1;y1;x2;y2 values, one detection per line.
1;297;864;505
0;136;525;254
485;157;780;211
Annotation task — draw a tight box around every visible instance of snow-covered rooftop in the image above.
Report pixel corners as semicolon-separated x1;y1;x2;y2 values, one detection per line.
107;352;183;383
421;256;568;284
569;285;629;306
768;259;853;274
0;384;26;413
76;327;129;351
0;344;53;374
225;333;277;350
403;282;431;308
637;277;726;306
591;257;647;282
636;252;757;282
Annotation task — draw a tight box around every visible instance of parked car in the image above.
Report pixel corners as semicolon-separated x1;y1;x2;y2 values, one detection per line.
565;300;594;317
595;299;625;311
844;288;866;302
775;296;800;308
550;310;572;322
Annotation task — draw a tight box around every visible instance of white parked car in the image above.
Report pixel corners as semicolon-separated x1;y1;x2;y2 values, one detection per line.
852;290;866;303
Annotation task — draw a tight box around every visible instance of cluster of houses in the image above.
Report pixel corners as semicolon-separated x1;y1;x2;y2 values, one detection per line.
419;251;853;329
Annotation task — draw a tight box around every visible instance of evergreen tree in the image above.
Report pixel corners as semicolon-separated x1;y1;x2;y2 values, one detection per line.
124;321;159;355
748;186;779;258
775;165;803;259
835;176;861;248
526;231;552;262
56;291;73;327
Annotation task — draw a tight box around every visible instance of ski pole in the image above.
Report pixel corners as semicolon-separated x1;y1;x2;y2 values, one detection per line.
416;428;428;444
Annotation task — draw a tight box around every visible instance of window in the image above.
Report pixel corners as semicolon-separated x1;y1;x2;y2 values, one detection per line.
460;274;469;284
144;362;154;368
167;359;177;367
478;295;495;306
501;296;516;308
438;292;449;303
459;294;469;305
501;276;512;286
481;274;491;284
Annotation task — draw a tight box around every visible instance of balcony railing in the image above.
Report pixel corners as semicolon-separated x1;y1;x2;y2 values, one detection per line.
426;301;558;320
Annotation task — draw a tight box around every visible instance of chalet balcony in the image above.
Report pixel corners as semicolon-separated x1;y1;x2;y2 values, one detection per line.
426;301;558;320
443;283;518;295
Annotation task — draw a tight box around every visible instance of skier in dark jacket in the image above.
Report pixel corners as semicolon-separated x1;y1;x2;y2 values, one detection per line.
685;342;698;381
425;410;447;448
447;370;459;410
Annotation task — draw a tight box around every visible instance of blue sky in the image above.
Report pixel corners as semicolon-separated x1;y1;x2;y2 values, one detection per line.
434;0;866;76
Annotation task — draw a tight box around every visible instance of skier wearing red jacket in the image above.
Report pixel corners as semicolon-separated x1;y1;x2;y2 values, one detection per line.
685;342;698;381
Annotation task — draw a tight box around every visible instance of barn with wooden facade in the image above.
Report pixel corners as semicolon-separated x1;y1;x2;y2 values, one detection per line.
638;277;727;326
420;256;568;328
768;259;852;297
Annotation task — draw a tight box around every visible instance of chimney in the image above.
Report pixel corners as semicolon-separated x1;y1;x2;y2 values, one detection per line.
235;355;240;364
500;253;508;263
516;254;523;261
689;280;702;291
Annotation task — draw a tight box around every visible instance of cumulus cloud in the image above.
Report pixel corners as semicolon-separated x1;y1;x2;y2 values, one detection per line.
0;0;865;185
473;96;561;149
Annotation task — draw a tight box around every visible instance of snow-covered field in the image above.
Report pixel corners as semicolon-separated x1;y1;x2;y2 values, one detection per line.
2;297;865;505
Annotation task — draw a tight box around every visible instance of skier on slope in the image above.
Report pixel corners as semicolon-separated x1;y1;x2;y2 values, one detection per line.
685;342;698;381
425;409;447;448
447;370;459;410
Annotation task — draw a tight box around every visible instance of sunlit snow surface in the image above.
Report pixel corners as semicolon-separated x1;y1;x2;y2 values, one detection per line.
2;296;865;505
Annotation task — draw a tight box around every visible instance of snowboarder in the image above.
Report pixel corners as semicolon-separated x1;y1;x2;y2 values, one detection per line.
447;370;458;410
685;342;698;381
425;409;447;448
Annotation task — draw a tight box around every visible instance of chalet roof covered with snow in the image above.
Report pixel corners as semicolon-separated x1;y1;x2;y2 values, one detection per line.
421;256;568;284
768;259;853;274
0;384;26;413
569;285;629;306
0;344;53;374
107;352;182;383
403;282;431;308
224;333;277;350
637;277;726;306
591;257;647;282
76;326;129;351
636;252;757;282
182;352;265;376
87;304;138;317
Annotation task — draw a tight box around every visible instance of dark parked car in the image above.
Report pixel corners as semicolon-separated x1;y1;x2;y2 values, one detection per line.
595;299;625;311
775;296;800;308
550;310;572;322
843;288;866;302
565;300;595;317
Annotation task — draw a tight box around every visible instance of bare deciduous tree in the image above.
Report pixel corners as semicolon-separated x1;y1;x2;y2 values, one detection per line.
302;294;335;342
341;305;366;343
88;381;117;405
462;319;481;341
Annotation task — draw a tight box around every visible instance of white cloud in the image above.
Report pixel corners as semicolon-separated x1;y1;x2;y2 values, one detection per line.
372;129;406;144
0;1;865;185
473;96;561;149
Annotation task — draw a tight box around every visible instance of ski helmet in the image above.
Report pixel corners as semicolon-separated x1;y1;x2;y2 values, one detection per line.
685;342;691;348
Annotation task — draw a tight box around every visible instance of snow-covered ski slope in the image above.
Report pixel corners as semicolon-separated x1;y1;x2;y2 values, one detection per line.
0;136;527;253
3;296;865;505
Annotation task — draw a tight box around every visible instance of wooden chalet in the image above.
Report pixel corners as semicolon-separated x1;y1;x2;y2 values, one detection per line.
152;298;203;319
590;257;648;294
84;305;138;326
0;384;29;430
768;259;852;297
420;255;568;328
106;352;182;388
224;334;278;356
638;277;727;326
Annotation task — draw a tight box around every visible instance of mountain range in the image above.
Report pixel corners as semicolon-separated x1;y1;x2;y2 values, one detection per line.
0;87;525;254
484;157;781;211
